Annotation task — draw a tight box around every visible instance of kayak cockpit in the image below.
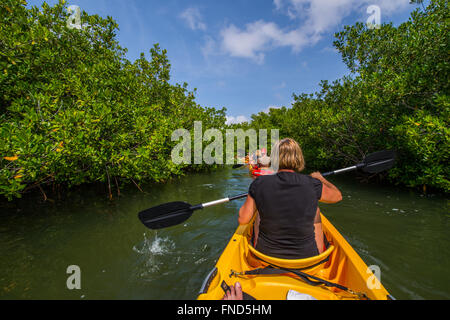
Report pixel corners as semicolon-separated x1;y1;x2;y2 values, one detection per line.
198;213;391;300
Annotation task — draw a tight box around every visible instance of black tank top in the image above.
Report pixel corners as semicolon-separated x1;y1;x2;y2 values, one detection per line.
249;172;323;259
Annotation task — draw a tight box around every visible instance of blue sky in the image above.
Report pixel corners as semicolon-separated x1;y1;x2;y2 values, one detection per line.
28;0;420;124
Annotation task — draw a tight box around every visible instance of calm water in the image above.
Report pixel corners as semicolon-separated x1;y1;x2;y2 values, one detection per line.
0;167;449;300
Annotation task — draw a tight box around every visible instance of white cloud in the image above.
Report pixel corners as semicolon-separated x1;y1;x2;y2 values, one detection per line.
371;0;411;15
218;0;411;63
273;0;284;10
263;105;282;114
180;7;206;31
221;20;309;64
275;0;411;28
226;115;249;125
201;35;217;58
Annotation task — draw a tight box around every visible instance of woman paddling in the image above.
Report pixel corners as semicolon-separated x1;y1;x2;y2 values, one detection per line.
238;138;343;259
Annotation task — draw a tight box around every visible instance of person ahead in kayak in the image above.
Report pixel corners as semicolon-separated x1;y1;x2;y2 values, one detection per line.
238;138;343;259
251;155;273;179
257;155;273;175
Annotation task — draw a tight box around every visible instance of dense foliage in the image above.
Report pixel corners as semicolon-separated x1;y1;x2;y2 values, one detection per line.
245;0;449;192
0;0;226;200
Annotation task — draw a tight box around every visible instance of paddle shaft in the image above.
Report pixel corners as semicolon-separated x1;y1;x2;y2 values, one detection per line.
191;193;248;211
322;163;365;177
195;158;394;211
194;165;350;209
139;150;395;230
190;167;357;212
322;158;394;177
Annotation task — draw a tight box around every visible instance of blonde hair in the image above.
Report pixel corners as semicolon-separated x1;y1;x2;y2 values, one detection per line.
271;138;305;172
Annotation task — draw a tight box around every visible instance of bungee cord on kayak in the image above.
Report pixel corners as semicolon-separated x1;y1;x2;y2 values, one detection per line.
230;268;370;300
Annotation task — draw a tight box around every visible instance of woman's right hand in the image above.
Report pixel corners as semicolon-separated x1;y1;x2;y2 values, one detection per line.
310;172;324;181
311;172;343;204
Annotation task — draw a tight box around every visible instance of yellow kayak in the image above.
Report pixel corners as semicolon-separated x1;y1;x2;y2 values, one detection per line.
198;213;393;300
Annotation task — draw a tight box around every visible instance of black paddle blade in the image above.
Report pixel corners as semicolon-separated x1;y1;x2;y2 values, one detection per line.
138;202;193;230
362;150;396;174
232;164;245;169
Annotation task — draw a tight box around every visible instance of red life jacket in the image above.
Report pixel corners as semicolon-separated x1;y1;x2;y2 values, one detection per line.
252;168;274;177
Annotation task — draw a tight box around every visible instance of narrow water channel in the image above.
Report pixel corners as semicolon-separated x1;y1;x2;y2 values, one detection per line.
0;167;448;299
